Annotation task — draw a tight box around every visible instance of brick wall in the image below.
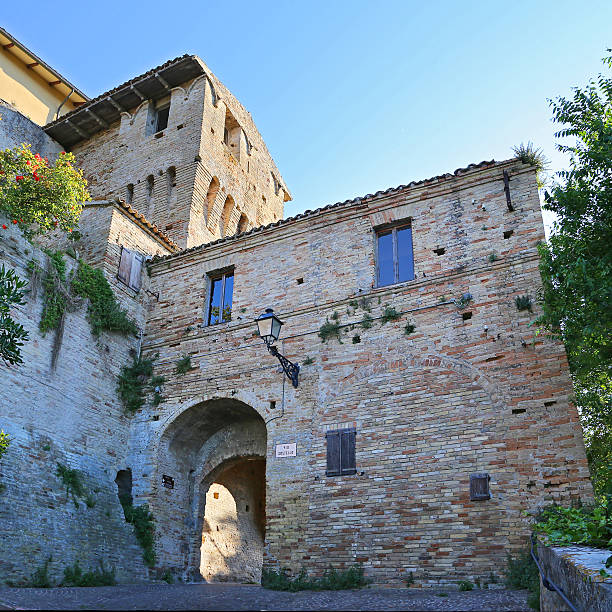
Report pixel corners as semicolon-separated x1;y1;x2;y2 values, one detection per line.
136;159;593;586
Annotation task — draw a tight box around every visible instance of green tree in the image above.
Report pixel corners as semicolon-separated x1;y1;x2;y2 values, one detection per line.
0;264;29;366
537;51;612;497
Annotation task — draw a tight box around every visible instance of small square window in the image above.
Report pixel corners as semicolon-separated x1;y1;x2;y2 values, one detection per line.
206;270;234;326
376;223;414;287
469;473;491;501
326;428;356;477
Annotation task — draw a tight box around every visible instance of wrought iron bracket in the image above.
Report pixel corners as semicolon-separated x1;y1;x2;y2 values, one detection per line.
268;345;299;388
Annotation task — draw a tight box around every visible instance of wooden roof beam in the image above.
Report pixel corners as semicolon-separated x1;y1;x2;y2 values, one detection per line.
130;84;146;101
85;108;109;128
66;118;88;139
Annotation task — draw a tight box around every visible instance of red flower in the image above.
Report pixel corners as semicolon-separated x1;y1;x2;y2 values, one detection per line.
12;220;17;224
2;225;6;230
33;172;40;181
26;161;30;165
60;151;65;155
68;228;72;232
15;175;24;181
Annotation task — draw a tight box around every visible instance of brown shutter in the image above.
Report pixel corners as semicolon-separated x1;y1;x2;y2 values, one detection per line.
470;473;491;500
326;431;341;476
340;429;356;475
129;253;144;292
117;247;133;285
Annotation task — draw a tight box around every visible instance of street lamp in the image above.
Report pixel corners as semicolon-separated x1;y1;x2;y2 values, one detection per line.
256;308;299;388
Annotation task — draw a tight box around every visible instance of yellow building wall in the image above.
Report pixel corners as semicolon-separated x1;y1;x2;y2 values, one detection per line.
0;48;77;125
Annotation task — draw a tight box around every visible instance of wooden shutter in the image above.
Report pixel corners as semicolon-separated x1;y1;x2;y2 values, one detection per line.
470;473;491;501
117;247;133;285
326;431;341;476
340;429;356;475
129;253;144;292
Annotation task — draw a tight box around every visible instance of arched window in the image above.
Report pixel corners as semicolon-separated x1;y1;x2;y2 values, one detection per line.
237;213;249;234
220;195;235;237
205;177;220;224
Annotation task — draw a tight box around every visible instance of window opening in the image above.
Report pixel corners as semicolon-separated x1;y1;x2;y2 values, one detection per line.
126;183;134;205
326;428;356;476
155;104;169;133
207;270;234;325
376;224;414;287
117;247;145;292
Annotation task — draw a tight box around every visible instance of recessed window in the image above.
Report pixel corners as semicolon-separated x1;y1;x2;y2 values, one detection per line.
117;247;145;292
146;97;170;136
376;223;414;287
469;473;491;501
206;270;234;326
326;428;356;477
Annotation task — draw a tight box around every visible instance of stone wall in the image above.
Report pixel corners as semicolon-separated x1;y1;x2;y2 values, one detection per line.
0;99;63;159
0;218;149;584
136;159;593;586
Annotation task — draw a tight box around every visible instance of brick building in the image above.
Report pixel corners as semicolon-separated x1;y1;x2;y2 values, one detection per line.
0;48;593;587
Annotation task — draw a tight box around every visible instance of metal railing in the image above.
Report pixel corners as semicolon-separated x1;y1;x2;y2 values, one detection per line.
530;533;577;612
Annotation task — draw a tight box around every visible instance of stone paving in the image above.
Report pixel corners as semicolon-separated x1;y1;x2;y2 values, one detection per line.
0;584;530;611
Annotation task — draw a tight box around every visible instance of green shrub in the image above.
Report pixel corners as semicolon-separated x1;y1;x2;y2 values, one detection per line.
404;322;416;335
62;561;115;587
28;556;53;588
515;295;533;313
56;462;92;509
262;564;367;591
0;265;29;365
359;313;373;330
505;548;540;610
458;580;473;591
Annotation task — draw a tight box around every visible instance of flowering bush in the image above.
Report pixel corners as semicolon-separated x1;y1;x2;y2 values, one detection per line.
0;145;89;234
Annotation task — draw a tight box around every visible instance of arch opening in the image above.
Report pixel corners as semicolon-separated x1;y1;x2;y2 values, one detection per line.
200;457;266;583
157;398;267;582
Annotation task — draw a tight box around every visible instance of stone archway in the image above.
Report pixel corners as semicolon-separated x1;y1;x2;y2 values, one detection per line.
156;398;266;582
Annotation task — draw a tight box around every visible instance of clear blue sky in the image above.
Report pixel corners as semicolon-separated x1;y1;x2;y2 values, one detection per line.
3;1;611;218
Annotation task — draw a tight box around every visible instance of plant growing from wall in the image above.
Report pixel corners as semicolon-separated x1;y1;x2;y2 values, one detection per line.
174;354;192;375
513;141;548;188
0;145;88;235
359;313;373;329
488;252;499;263
71;261;138;337
61;561;116;587
0;265;28;365
515;295;533;313
381;305;401;324
119;495;156;567
454;292;473;310
319;318;342;343
33;250;69;334
56;462;94;509
117;353;164;414
404;322;416;336
303;356;314;365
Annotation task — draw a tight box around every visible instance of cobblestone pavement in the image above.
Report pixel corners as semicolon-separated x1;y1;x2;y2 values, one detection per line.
0;584;530;611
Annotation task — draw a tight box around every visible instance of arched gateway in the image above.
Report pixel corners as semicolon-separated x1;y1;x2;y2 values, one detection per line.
156;398;267;582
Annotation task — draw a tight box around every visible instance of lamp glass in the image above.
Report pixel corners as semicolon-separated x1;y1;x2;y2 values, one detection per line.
256;308;283;343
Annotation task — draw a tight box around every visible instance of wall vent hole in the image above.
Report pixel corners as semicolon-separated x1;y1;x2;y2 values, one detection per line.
512;408;526;415
296;278;304;285
176;124;184;130
434;247;445;256
544;400;557;407
485;354;504;362
246;505;250;512
213;492;219;499
462;312;473;321
503;230;514;239
269;400;276;411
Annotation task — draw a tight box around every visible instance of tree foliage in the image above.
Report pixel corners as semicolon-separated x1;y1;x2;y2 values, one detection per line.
0;145;88;235
537;51;612;497
0;264;29;365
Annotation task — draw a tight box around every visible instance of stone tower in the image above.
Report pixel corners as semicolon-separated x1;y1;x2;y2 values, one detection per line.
43;55;290;249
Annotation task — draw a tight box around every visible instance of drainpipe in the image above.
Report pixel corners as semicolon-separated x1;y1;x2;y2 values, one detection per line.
55;88;74;121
